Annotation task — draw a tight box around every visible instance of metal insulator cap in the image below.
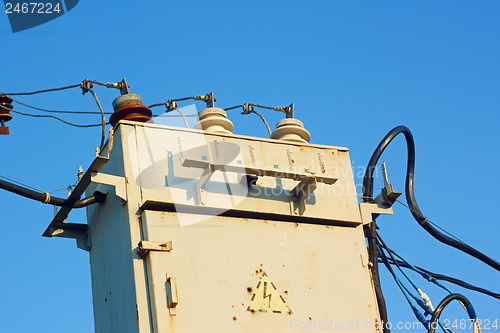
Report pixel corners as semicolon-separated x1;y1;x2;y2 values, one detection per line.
109;93;153;127
194;107;234;134
270;118;310;143
0;95;13;135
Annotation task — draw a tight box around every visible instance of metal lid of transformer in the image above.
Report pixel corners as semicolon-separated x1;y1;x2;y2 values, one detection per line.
194;92;234;134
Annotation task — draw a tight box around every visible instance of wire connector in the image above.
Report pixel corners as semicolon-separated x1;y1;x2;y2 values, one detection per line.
165;99;178;112
242;102;254;115
80;80;94;95
194;92;217;107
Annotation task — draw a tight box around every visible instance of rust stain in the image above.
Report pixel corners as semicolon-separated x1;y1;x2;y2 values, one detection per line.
232;316;237;321
294;223;298;227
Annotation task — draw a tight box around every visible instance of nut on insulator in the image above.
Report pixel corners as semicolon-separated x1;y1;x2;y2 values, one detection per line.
0;95;13;135
194;107;234;134
109;94;153;127
270;118;310;143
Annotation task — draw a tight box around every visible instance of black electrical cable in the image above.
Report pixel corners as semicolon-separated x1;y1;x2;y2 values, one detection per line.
7;107;105;128
224;105;243;111
381;258;500;300
362;126;500;272
11;97;113;115
149;96;197;109
0;83;82;96
365;220;390;333
0;177;105;208
427;294;477;333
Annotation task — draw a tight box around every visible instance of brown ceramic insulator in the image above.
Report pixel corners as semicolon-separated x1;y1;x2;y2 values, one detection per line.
0;95;13;135
109;103;153;127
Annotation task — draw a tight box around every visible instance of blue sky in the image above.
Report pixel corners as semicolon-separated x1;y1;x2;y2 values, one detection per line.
1;1;499;332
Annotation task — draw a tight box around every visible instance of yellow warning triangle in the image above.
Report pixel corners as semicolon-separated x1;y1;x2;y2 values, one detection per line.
247;272;292;314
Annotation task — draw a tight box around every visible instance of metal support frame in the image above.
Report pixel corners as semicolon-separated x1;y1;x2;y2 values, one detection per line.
290;177;317;215
42;155;109;251
179;142;336;206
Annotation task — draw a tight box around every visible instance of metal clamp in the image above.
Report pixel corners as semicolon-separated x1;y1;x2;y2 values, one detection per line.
138;240;173;256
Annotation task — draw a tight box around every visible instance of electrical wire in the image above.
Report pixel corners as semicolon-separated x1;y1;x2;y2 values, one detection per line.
378;245;434;329
149;96;197;109
5;106;104;128
0;177;106;208
396;199;469;247
85;88;106;150
10;96;113;115
0;83;82;96
427;294;478;333
0;174;44;193
225;105;243;111
4;105;198;128
247;110;272;137
362;126;500;272
382;258;500;300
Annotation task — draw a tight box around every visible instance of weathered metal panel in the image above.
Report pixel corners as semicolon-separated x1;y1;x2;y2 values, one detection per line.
140;210;380;333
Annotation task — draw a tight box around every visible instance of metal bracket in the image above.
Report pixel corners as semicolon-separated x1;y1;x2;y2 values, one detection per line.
43;155;109;250
178;141;336;206
138;240;173;256
359;202;395;225
359;162;401;224
91;172;127;201
290;177;317;215
373;162;401;206
166;273;178;315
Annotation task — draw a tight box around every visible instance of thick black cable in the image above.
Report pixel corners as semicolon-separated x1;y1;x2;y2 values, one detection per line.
1;83;81;96
365;220;390;333
362;126;500;272
427;294;477;333
0;177;105;208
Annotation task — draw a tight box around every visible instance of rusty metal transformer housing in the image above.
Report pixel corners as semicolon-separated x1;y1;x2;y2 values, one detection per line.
46;120;386;332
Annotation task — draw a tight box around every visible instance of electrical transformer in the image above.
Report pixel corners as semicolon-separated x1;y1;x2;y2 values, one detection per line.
43;105;393;332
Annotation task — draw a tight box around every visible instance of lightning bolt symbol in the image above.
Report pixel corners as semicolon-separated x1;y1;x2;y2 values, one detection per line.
263;282;272;308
